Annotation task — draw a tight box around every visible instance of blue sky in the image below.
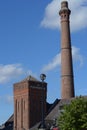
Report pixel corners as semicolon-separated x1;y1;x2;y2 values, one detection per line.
0;0;87;125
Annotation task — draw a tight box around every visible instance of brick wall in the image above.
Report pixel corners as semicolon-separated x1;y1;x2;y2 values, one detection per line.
14;79;47;130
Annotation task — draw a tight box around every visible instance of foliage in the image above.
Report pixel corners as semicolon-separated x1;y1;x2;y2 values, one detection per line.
57;97;87;130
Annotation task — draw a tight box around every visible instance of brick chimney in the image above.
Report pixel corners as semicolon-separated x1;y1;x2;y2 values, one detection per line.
59;1;75;99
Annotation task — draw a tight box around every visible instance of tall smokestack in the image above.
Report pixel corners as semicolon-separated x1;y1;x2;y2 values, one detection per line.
59;1;75;99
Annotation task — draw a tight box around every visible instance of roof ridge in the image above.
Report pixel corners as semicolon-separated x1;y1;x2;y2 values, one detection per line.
22;75;39;82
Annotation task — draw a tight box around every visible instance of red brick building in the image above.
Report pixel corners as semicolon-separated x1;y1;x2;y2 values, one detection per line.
13;76;47;130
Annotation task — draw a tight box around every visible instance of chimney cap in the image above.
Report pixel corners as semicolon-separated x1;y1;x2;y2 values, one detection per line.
59;1;71;15
61;1;68;8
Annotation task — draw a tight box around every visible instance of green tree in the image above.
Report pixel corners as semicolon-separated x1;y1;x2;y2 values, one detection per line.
57;97;87;130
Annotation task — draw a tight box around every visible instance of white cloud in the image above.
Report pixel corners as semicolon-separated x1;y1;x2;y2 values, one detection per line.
6;95;13;103
41;46;83;73
42;53;61;73
41;0;87;32
0;64;39;84
25;70;37;78
72;46;83;66
0;64;24;84
0;95;13;104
